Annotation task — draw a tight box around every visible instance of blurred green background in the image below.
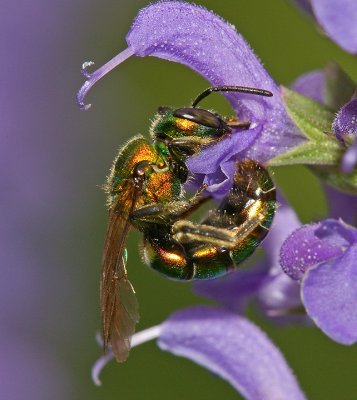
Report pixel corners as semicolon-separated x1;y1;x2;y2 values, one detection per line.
5;0;357;399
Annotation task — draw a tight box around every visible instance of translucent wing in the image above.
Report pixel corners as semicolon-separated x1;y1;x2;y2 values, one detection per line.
100;184;140;362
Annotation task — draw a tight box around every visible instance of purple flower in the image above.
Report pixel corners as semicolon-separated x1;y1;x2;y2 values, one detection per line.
284;70;357;340
280;219;357;344
93;307;306;399
292;0;357;54
194;194;303;320
275;69;357;341
83;3;309;396
77;0;303;197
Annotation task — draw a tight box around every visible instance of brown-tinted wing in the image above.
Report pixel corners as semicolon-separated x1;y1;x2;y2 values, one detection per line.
100;186;139;362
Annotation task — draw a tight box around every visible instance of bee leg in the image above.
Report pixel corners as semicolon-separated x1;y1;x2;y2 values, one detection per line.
130;188;211;225
178;183;210;218
172;219;243;250
168;137;216;155
225;117;251;129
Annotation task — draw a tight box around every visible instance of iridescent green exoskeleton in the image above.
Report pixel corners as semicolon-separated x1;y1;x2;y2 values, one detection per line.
100;86;276;362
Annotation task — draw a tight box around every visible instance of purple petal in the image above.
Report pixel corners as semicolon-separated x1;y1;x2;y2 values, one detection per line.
159;306;306;400
194;261;269;312
302;244;357;344
332;98;357;140
78;1;303;165
257;272;302;317
280;222;346;280
291;70;325;104
262;194;301;269
127;1;279;118
258;196;302;313
187;128;260;175
312;0;357;54
324;184;357;225
315;219;357;245
128;1;302;163
332;98;357;172
202;159;236;198
187;127;260;197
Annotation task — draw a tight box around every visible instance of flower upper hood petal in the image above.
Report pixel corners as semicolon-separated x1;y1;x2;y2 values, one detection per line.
126;1;302;163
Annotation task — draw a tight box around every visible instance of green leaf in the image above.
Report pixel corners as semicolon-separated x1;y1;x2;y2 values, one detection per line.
281;86;336;141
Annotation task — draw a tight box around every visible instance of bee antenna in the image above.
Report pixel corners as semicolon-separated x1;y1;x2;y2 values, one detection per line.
191;86;273;108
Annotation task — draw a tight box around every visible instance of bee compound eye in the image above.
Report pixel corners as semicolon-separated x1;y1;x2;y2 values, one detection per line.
133;161;152;177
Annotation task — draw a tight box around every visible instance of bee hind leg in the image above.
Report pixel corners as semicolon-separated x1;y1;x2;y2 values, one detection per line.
172;220;241;251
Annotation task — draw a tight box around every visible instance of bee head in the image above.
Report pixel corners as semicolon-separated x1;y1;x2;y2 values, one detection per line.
151;106;229;148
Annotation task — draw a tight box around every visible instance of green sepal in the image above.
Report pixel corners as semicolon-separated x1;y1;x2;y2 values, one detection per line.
268;140;341;166
268;87;342;166
268;87;357;193
281;86;335;140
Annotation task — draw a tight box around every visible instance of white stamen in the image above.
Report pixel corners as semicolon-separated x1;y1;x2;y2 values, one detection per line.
92;352;115;386
131;324;161;347
91;324;162;386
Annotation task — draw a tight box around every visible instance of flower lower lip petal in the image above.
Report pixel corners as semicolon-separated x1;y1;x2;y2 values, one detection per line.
159;306;306;400
301;244;357;344
280;222;347;281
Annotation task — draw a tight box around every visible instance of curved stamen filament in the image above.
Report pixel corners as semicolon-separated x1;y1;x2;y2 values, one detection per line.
77;47;134;110
92;352;115;386
92;324;161;386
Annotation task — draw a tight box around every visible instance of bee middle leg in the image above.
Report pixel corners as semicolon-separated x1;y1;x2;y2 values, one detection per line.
130;185;210;225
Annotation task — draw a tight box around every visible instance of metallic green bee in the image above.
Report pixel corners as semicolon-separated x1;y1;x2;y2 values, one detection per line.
101;86;276;362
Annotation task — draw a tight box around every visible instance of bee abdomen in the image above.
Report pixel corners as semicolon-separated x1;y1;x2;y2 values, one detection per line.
140;160;276;281
141;234;194;280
